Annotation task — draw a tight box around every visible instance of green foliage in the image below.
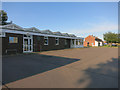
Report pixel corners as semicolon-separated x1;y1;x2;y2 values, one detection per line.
103;32;118;43
0;10;8;25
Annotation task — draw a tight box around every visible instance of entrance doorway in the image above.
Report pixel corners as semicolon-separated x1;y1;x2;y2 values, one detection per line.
23;35;33;53
98;42;100;46
87;42;89;47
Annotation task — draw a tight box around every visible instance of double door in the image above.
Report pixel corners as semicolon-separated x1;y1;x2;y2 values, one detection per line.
23;35;33;53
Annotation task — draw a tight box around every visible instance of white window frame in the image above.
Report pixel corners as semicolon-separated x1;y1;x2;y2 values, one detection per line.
72;39;74;45
55;37;59;45
80;39;83;45
44;36;48;45
76;40;78;45
65;39;67;45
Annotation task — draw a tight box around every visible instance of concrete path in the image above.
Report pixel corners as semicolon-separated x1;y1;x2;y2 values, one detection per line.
2;47;118;88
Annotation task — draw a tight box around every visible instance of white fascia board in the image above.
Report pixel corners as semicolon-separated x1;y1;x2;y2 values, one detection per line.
72;37;84;39
2;29;83;39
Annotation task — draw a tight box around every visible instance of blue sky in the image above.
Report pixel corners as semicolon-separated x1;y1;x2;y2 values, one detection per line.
2;2;118;40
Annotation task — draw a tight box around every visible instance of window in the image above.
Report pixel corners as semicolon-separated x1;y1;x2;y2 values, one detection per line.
44;36;48;45
76;40;78;45
55;37;59;45
78;39;83;45
80;42;83;45
81;39;83;45
9;37;18;43
78;40;81;45
65;39;67;45
72;40;74;45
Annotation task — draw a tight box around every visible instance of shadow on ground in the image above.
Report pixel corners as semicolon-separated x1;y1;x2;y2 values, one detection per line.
2;53;80;84
77;57;119;88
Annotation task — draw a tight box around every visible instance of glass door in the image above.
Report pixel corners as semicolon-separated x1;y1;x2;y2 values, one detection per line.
23;35;33;53
24;39;29;52
29;39;33;52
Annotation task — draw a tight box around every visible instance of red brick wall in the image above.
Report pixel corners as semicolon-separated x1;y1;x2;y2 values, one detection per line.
84;35;95;47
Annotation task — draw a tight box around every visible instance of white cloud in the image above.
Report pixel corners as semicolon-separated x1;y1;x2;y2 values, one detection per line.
71;22;118;34
69;22;118;40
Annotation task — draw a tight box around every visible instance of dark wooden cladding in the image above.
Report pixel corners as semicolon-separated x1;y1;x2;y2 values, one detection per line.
65;39;71;48
33;35;43;52
2;33;71;55
2;33;23;54
33;35;71;52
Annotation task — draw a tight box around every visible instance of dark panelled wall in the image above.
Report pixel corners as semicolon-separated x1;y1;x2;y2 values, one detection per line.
33;35;71;52
65;39;71;48
2;33;23;54
2;33;71;54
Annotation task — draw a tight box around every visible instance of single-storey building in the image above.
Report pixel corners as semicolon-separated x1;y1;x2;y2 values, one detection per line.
84;35;103;47
0;23;84;55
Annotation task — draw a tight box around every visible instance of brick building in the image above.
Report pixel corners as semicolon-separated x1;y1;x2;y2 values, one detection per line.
84;35;103;47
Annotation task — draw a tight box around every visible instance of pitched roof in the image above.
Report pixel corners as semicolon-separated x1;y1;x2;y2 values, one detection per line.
1;23;82;38
40;30;53;34
89;35;103;42
95;37;103;42
1;23;24;30
24;27;41;33
68;34;76;37
62;33;70;37
53;31;62;36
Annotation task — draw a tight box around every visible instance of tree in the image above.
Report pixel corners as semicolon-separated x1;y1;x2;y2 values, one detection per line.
103;32;118;46
0;10;8;25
